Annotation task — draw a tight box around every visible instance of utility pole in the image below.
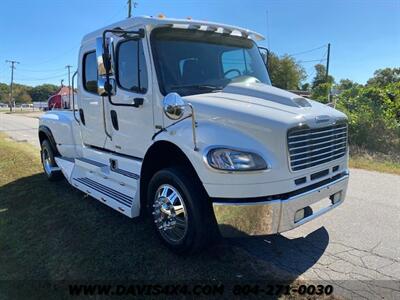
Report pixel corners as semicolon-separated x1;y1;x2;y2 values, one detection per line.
325;43;331;103
127;0;138;18
5;60;20;112
127;0;132;18
325;43;330;81
65;65;72;108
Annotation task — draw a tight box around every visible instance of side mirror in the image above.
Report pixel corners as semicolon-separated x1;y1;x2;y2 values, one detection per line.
96;37;115;96
96;37;114;76
163;93;186;120
258;46;269;71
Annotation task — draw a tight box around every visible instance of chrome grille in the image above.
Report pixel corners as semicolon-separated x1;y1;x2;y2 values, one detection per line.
288;123;347;171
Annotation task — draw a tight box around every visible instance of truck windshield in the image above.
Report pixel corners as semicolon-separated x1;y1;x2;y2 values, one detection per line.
151;27;271;96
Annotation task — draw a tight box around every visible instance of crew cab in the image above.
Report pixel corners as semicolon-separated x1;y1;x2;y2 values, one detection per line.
38;16;349;253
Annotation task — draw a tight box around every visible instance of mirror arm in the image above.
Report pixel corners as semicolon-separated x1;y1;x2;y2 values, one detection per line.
258;46;270;73
186;103;198;151
102;94;113;140
162;103;199;151
71;71;79;124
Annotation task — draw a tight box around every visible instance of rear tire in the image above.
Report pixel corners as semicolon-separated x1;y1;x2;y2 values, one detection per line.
147;167;217;254
41;140;62;181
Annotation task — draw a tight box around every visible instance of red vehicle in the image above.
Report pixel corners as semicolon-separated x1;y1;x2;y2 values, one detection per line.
47;87;73;110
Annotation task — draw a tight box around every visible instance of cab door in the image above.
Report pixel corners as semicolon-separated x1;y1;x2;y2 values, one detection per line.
78;48;107;148
104;34;154;158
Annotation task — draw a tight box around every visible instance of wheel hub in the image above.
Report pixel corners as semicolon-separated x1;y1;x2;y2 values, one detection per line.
42;149;52;175
152;184;187;243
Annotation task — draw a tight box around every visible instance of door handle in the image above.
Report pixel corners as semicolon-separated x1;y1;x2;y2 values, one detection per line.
110;110;119;130
133;98;144;108
79;109;85;125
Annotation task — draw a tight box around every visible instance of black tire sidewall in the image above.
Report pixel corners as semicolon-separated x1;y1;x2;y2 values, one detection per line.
147;167;210;254
41;140;61;181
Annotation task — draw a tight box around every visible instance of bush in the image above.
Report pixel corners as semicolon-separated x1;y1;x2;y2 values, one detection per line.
336;83;400;155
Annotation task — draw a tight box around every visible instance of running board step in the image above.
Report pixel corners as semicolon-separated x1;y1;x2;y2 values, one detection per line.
75;157;108;173
74;177;133;207
72;177;135;217
55;157;75;182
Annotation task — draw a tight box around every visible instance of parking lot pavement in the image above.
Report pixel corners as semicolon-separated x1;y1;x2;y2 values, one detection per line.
0;112;41;148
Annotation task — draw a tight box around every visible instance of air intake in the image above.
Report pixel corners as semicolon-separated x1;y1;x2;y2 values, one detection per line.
287;123;347;171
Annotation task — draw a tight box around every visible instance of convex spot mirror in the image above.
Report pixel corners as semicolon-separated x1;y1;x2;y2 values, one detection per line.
163;93;186;120
98;77;116;97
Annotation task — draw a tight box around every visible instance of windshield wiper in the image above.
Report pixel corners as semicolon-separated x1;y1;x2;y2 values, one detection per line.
169;84;223;93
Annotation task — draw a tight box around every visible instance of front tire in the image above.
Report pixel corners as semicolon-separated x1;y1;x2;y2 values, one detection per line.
41;140;62;181
147;167;217;254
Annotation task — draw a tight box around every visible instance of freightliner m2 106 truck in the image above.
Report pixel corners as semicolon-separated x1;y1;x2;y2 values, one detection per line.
39;16;349;253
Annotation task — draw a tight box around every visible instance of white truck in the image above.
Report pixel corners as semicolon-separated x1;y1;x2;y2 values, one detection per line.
39;16;349;254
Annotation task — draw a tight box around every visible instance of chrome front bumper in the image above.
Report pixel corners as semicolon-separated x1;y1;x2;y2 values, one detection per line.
212;173;349;237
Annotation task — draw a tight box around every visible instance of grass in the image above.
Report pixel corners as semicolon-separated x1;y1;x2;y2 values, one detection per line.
0;134;302;298
349;147;400;175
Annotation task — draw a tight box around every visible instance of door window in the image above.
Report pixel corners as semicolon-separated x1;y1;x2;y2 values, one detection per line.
83;52;98;94
117;39;148;93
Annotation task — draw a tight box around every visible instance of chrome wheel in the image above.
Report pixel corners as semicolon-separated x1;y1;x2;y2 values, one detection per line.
42;148;53;175
152;184;188;243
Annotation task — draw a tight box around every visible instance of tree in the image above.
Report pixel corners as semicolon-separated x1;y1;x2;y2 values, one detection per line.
336;79;359;91
301;83;310;91
0;83;9;103
311;64;334;88
11;84;32;104
15;90;32;104
268;52;306;90
29;84;59;102
310;64;335;102
366;67;400;87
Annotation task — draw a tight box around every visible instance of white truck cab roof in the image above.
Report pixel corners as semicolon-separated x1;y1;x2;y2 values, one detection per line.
81;15;265;44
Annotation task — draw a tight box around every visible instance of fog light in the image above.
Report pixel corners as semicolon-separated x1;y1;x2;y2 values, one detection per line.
330;191;342;204
294;209;305;223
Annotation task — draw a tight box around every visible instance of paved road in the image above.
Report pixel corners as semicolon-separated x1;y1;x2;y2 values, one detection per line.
1;112;400;298
234;168;400;298
0;112;40;147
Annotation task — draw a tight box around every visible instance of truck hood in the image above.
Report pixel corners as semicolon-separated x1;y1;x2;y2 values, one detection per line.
183;82;347;128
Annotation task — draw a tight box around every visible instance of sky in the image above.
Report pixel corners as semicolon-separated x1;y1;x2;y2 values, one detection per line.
0;0;399;87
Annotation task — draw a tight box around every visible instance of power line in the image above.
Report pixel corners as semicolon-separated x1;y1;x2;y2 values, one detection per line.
306;50;328;81
22;45;79;67
17;67;66;73
288;44;327;57
298;58;327;63
15;73;68;82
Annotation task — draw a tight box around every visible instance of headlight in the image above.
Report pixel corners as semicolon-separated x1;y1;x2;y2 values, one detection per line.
206;148;268;171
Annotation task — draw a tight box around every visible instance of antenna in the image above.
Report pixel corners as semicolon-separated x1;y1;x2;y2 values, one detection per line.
266;10;271;50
